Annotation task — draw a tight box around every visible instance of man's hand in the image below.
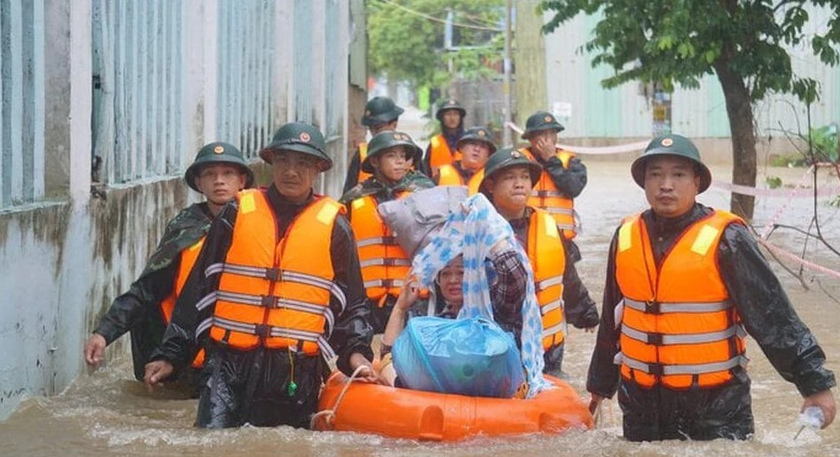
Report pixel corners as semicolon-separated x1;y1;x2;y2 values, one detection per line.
588;393;605;416
348;353;378;383
83;333;107;367
803;389;836;429
532;133;557;161
394;276;420;313
143;360;174;393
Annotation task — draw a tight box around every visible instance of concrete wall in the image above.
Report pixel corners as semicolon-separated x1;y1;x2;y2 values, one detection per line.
0;0;352;420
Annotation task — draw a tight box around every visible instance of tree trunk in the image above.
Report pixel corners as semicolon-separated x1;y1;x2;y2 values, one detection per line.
714;62;757;221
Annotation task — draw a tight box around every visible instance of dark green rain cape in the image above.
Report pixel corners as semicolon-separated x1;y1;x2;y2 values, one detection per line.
339;170;435;205
94;203;212;381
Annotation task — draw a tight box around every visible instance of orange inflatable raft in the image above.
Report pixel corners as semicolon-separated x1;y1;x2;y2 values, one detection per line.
313;372;593;441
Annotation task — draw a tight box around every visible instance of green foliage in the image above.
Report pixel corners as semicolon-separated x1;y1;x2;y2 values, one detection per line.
765;175;783;189
769;154;807;168
805;124;839;162
368;0;504;89
539;1;840;105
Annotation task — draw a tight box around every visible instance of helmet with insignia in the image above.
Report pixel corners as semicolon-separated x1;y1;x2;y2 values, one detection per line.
259;122;332;171
361;130;423;173
361;96;404;127
435;99;466;122
521;111;565;139
184;141;254;192
631;134;712;193
456;126;497;154
479;146;542;194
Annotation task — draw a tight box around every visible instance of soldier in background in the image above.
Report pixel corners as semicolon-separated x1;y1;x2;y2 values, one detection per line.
343;96;406;195
424;99;466;179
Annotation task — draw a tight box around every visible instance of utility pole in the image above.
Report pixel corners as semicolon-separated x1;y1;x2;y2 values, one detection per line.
503;0;513;147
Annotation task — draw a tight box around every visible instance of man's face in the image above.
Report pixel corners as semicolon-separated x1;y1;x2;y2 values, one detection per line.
371;146;409;183
486;166;533;215
441;109;462;130
643;155;700;218
195;164;247;206
527;129;558;148
270;150;319;203
460;141;491;171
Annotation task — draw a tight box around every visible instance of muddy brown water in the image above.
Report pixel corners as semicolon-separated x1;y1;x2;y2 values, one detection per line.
1;162;838;456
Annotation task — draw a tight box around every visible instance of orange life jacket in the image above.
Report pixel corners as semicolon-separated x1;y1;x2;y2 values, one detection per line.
205;189;342;360
520;148;578;240
436;163;484;196
428;134;462;176
159;237;207;368
357;142;372;184
614;210;747;389
526;208;567;350
349;193;414;303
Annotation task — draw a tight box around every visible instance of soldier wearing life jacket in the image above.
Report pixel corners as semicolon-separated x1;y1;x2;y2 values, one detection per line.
424;99;466;179
435;126;495;196
84;142;253;387
342;96;407;195
587;134;836;441
479;148;599;376
144;122;377;429
519;111;586;243
340;131;434;333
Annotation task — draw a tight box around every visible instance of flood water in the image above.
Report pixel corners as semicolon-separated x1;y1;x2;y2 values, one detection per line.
1;161;838;456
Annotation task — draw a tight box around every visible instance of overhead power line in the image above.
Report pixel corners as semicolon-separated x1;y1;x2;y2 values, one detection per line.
376;0;503;32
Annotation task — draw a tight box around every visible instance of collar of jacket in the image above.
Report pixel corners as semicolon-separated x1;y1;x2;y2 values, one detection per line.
266;184;315;215
643;202;712;240
347;171;432;202
443;127;464;147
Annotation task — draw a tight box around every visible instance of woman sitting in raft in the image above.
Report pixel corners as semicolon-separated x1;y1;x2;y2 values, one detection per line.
376;187;551;398
378;253;526;391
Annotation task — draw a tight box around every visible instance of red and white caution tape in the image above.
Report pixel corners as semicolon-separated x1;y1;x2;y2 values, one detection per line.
710;180;840;199
757;238;840;280
505;122;649;155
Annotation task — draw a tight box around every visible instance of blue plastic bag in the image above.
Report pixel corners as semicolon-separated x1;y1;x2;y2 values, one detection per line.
392;316;525;398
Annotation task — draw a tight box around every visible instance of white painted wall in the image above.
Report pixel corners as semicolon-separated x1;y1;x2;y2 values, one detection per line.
0;0;352;420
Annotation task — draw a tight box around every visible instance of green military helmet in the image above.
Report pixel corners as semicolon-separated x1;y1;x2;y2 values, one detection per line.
631;134;712;193
478;147;543;194
361;130;423;174
521;111;565;139
361;96;404;127
184;141;255;192
435;99;466;122
456;126;497;154
259;122;332;171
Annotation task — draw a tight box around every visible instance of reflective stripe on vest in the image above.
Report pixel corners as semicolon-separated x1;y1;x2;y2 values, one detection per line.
618;352;748;376
526;208;566;350
521;148;578;240
209;190;342;361
350;194;412;301
357;142;372;184
159;237;207;368
614;210;747;389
